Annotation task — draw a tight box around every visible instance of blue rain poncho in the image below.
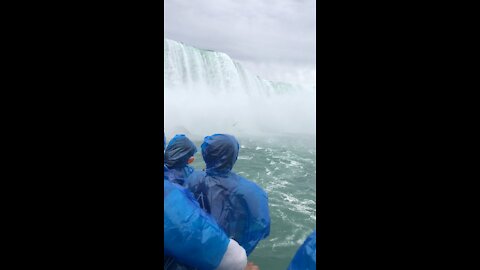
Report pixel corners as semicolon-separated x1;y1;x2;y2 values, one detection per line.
287;230;316;270
185;134;270;256
164;133;229;270
164;135;197;186
164;179;230;270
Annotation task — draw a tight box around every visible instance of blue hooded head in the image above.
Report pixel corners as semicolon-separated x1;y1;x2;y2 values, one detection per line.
201;134;240;176
165;135;197;169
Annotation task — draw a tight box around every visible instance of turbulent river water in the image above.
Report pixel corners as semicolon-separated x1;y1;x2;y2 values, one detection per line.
190;135;316;269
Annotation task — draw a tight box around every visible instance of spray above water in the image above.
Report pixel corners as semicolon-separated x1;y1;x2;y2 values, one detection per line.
164;38;315;140
164;39;316;269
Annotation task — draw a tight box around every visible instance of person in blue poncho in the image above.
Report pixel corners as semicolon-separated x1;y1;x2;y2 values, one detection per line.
287;230;316;270
163;133;249;270
164;179;251;270
185;134;271;256
164;134;197;186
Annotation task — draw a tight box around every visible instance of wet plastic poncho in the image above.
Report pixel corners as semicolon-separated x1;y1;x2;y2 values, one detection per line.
164;133;230;270
287;230;316;270
185;134;270;256
164;135;197;186
164;179;230;270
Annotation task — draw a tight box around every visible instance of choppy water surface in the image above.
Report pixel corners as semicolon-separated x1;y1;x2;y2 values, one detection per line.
190;135;316;269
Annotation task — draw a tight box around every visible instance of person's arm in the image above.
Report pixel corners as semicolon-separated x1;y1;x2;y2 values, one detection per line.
215;239;247;270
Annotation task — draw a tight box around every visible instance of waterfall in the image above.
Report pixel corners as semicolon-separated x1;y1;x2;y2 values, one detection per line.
164;38;315;139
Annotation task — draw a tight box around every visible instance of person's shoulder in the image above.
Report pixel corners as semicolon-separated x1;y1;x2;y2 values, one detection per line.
164;179;184;198
233;173;267;196
185;170;207;186
189;170;206;178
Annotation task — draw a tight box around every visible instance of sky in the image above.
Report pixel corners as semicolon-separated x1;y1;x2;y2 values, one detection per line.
164;0;316;87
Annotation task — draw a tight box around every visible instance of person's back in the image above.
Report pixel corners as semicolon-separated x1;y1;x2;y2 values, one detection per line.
185;134;271;256
287;230;316;270
164;134;197;186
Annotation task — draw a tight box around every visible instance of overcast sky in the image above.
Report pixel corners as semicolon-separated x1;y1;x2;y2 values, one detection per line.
164;0;316;87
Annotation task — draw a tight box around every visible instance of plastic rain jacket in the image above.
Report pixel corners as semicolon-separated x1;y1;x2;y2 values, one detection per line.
185;134;270;256
164;133;229;270
164;179;231;269
164;135;197;186
287;230;316;270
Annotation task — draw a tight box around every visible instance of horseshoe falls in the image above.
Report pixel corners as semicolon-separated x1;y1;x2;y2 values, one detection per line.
164;38;316;140
164;38;316;270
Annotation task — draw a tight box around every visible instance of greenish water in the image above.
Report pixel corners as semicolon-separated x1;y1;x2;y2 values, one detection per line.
191;135;316;269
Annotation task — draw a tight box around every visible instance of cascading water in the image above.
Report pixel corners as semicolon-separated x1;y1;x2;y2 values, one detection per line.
164;38;316;269
164;38;315;139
